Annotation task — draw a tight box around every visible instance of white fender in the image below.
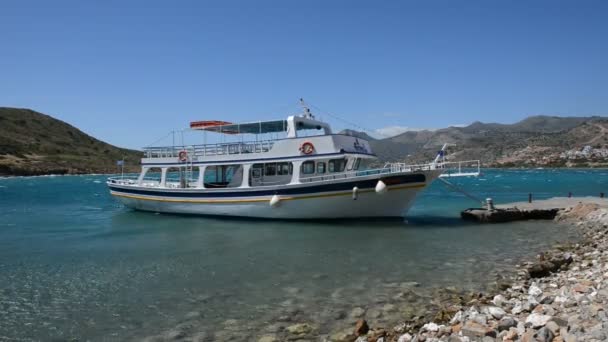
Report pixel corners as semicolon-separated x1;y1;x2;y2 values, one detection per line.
352;186;359;200
375;180;387;194
269;194;281;208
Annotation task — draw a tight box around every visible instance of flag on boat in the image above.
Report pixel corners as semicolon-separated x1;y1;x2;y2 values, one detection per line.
116;160;124;166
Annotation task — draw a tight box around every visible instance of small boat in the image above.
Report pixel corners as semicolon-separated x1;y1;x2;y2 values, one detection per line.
107;101;479;219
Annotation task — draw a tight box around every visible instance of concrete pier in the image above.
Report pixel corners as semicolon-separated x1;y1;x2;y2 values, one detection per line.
461;197;608;223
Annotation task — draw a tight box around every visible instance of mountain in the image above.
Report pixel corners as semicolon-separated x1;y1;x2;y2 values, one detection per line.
363;115;608;167
2;108;606;176
340;129;376;141
0;107;142;176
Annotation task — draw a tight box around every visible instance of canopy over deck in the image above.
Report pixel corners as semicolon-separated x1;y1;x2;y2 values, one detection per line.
190;120;288;134
189;116;331;137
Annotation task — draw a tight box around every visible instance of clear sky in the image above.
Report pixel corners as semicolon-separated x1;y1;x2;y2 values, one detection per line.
2;0;607;148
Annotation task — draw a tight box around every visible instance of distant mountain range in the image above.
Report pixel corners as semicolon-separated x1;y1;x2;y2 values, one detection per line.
0;108;141;176
1;107;607;176
342;115;608;167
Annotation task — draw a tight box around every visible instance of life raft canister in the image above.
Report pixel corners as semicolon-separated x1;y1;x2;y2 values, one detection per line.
299;142;315;154
178;150;188;162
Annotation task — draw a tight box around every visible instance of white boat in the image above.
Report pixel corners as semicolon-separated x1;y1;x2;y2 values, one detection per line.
107;102;479;219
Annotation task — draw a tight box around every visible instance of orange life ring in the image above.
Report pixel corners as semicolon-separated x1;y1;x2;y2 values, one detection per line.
300;142;315;154
178;150;188;162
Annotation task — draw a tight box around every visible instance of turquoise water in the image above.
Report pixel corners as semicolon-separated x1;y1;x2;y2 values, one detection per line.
0;169;605;341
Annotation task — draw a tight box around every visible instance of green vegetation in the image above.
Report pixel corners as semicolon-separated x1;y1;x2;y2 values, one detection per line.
0;107;141;176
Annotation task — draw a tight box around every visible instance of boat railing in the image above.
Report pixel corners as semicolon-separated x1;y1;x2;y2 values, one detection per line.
300;160;480;183
386;160;481;177
437;160;481;177
143;140;275;159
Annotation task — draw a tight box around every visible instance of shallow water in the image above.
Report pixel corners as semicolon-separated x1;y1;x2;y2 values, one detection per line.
0;169;604;340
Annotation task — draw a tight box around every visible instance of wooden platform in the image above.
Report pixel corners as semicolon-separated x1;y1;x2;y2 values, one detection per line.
461;197;608;223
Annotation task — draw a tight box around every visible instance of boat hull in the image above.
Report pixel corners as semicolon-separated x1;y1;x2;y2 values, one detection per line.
108;170;441;219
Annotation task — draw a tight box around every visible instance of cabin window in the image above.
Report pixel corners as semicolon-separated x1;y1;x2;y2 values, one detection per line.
251;164;263;178
250;162;293;187
265;163;277;176
328;159;346;173
316;162;326;174
352;158;361;170
277;162;292;175
301;161;315;174
204;165;243;188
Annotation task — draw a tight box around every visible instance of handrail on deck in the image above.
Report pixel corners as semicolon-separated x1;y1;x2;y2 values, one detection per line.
143;140;276;158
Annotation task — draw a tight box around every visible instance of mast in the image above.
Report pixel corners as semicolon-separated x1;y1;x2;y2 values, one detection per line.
299;98;315;119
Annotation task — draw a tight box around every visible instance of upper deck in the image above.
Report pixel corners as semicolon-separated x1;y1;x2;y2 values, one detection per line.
142;134;375;166
141;111;375;166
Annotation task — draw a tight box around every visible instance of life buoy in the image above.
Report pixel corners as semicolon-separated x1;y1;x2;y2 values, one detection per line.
299;142;315;154
178;150;188;162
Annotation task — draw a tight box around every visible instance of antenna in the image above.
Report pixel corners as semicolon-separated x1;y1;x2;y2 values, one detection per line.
299;98;315;119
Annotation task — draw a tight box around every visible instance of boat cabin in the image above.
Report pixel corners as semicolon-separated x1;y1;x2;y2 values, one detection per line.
135;111;377;189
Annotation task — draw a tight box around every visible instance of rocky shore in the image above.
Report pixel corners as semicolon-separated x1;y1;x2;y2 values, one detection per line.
333;201;608;342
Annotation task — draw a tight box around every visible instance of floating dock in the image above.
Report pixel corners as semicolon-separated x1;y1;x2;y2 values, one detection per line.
461;197;608;223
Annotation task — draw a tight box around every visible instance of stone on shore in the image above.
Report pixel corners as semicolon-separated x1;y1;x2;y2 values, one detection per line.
354;319;369;336
286;323;315;336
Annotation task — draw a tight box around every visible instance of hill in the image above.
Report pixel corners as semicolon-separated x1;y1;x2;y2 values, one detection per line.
0;107;142;176
343;115;608;167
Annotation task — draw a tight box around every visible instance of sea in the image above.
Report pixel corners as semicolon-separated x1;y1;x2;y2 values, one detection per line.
0;169;606;341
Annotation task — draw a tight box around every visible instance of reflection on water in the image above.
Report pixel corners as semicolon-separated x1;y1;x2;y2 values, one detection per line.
0;169;601;340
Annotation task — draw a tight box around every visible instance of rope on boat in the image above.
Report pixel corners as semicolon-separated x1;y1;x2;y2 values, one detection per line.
437;177;486;207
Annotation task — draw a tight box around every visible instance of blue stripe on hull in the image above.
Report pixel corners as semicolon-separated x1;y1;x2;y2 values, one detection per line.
108;174;426;198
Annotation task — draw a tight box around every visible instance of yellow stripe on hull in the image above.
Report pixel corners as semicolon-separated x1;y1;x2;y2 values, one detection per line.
110;183;426;204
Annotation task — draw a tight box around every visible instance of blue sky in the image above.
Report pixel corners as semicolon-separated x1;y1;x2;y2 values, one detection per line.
2;0;607;148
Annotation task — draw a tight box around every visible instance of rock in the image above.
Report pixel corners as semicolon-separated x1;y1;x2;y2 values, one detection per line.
258;335;279;342
286;323;315;336
449;311;463;324
521;328;536;342
572;283;590;293
528;284;543;297
367;328;386;342
350;307;366;318
421;322;440;332
539;295;555;304
487;306;506;319
545;321;559;335
354;319;369;336
397;333;412;342
330;329;357;342
528;261;558;278
511;302;525;315
534;327;554;342
497;317;517;332
492;294;506;307
503;328;518;341
461;321;487;338
590;326;607;340
525;313;552;328
549;316;568;328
